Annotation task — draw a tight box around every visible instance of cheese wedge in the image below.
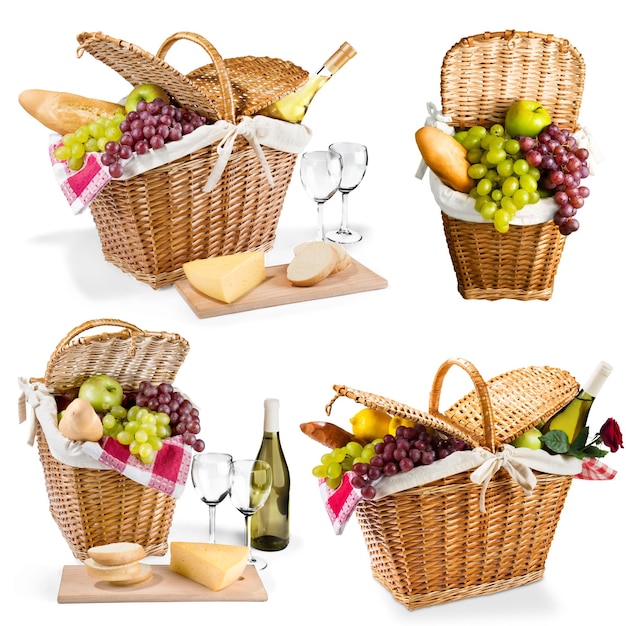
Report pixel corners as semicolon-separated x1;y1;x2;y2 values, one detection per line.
169;542;249;592
182;250;266;303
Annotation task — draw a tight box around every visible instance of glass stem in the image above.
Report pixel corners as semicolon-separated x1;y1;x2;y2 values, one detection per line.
316;201;326;241
339;191;351;234
208;504;217;543
244;513;254;564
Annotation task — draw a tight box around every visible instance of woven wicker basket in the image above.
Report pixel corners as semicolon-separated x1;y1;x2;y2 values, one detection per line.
29;319;190;560
75;31;310;289
438;31;586;301
326;358;580;610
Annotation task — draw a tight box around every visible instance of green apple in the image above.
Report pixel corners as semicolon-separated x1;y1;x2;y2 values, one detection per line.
78;374;124;413
504;100;552;138
124;83;170;113
511;427;543;450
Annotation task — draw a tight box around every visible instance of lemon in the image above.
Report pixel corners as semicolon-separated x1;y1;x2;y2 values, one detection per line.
388;416;415;436
349;407;392;441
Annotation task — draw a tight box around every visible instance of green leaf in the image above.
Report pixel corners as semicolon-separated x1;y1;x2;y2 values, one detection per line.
540;430;571;454
581;445;609;459
571;426;589;452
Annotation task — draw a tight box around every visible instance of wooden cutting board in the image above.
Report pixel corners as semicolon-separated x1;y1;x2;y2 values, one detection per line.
57;565;267;603
174;258;388;318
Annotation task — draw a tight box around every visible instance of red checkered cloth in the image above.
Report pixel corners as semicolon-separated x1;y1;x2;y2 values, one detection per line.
575;457;618;480
81;435;192;498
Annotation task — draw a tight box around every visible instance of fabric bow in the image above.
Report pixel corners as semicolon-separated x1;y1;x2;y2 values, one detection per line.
470;445;537;513
203;117;274;192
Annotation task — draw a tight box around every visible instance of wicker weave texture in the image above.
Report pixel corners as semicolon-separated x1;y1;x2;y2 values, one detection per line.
436;31;585;301
333;358;579;609
76;32;304;288
442;214;567;301
31;319;189;560
441;30;585;130
356;471;573;610
89;142;297;289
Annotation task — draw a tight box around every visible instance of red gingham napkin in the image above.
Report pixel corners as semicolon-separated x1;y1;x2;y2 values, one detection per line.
575;457;618;480
81;435;192;498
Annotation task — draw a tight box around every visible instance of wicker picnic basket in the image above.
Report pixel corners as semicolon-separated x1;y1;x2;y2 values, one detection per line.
437;30;586;300
326;357;581;610
28;318;191;560
74;31;311;289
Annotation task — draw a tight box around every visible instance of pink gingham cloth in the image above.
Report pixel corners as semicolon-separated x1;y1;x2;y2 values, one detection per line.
319;472;364;535
81;435;192;498
49;138;112;215
575;457;618;480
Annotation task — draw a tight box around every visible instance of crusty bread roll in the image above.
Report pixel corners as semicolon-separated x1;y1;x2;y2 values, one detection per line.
287;241;339;287
415;125;474;193
84;558;143;582
18;89;123;136
87;542;146;566
293;240;351;274
108;563;153;587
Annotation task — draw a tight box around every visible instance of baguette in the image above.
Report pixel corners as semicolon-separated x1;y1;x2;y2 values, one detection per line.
18;89;123;136
300;421;369;449
415;125;474;193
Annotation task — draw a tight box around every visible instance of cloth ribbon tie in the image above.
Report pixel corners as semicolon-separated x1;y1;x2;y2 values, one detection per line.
415;102;454;180
203;117;273;192
470;446;537;514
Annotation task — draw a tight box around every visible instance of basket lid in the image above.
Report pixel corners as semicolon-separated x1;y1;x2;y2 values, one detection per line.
33;319;190;393
76;31;309;123
440;30;585;131
328;359;579;451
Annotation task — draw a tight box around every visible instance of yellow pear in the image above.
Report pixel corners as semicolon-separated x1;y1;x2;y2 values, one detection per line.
58;397;104;442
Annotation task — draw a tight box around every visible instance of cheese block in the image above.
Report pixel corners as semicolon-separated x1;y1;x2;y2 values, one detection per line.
169;542;249;592
182;250;266;303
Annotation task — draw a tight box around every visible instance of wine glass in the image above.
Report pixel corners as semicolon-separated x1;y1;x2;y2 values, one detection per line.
229;459;273;570
191;452;233;543
300;150;343;241
326;142;368;244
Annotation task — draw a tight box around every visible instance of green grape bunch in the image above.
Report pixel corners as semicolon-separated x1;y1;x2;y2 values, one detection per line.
454;124;542;233
312;439;381;490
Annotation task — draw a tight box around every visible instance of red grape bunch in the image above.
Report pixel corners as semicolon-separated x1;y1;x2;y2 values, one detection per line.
519;123;590;236
101;98;208;178
135;380;205;452
350;424;471;500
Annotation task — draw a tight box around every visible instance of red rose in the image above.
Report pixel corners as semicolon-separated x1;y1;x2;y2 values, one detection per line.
599;418;623;453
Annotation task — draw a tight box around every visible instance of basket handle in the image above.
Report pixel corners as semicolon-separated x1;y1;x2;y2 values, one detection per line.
155;31;236;124
428;358;497;452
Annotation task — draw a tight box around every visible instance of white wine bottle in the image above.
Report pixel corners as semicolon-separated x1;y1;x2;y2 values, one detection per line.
257;42;357;123
542;361;613;443
250;398;290;551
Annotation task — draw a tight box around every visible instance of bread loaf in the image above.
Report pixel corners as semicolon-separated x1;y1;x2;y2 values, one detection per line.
18;89;123;136
300;421;369;449
287;241;339;287
84;558;143;582
415;125;474;193
87;542;147;566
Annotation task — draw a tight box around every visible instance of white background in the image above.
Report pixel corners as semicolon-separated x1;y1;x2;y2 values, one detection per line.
3;1;624;623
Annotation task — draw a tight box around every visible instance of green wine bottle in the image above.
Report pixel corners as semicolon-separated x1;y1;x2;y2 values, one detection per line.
542;361;613;443
250;398;290;551
257;42;357;123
